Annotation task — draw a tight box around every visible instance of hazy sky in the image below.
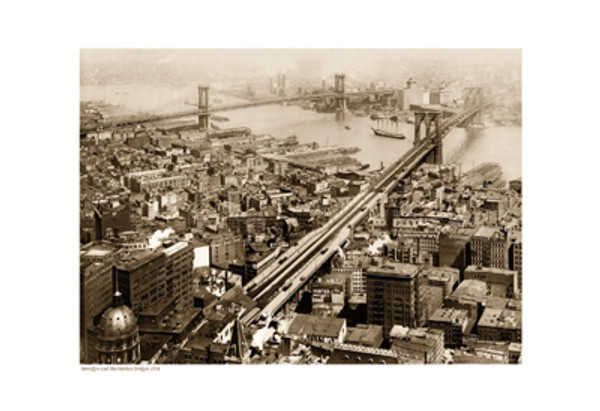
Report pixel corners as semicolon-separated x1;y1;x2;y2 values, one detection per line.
81;49;520;86
82;48;519;70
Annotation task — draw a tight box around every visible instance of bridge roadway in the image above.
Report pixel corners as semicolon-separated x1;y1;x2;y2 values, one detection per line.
101;90;398;129
240;103;491;326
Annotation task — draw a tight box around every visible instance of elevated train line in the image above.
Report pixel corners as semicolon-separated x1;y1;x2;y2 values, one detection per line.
240;101;492;325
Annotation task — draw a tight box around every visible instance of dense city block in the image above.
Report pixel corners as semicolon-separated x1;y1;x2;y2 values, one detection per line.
80;50;521;365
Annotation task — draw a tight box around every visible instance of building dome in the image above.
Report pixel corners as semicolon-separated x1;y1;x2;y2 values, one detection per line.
95;289;141;364
97;298;138;340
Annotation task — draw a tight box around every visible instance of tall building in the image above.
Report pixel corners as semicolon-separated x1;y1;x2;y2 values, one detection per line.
429;88;455;106
80;243;117;363
365;263;425;336
80;259;114;362
93;202;132;240
115;250;167;314
114;241;194;314
509;233;522;293
269;77;276;94
277;73;287;97
95;288;141;364
395;78;424;110
209;234;245;267
470;226;508;269
163;242;194;309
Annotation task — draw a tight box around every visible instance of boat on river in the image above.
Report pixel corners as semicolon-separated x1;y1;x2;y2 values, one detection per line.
370;117;405;139
370;127;405;139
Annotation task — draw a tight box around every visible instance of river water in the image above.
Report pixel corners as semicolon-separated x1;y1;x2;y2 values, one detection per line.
81;84;522;181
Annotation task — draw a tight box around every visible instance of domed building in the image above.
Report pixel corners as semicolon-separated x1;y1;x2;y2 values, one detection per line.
95;288;141;364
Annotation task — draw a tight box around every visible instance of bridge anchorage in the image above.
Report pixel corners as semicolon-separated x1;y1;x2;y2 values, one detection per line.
463;87;485;126
197;84;210;131
413;109;443;165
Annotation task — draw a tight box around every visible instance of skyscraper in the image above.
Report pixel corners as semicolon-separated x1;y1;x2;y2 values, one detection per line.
366;262;425;337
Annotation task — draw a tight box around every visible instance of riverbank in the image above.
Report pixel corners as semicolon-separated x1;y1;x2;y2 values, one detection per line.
81;84;522;179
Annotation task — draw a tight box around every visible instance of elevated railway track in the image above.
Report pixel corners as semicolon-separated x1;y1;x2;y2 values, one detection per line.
240;102;492;325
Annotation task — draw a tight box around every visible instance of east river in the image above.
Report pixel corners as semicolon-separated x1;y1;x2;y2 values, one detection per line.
81;84;522;181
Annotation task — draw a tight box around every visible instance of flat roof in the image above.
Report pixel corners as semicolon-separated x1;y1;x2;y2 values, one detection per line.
450;279;488;300
478;307;521;330
116;249;164;271
474;226;501;239
138;297;175;317
465;265;516;276
163;241;190;257
126;168;166;177
429;307;468;323
83;248;112;257
366;262;420;279
421;266;459;281
486;297;522;311
389;326;444;339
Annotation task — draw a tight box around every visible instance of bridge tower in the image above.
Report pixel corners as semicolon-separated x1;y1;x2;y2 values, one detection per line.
277;73;287;97
197;85;210;131
463;87;484;125
413;109;443;165
334;73;346;111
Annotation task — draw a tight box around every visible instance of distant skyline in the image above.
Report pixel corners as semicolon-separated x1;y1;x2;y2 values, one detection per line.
81;49;520;87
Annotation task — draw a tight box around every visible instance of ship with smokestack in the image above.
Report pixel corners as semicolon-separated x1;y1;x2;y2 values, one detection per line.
461;162;506;189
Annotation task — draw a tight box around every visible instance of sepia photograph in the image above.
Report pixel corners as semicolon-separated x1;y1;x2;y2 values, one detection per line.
4;1;599;410
79;49;522;365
